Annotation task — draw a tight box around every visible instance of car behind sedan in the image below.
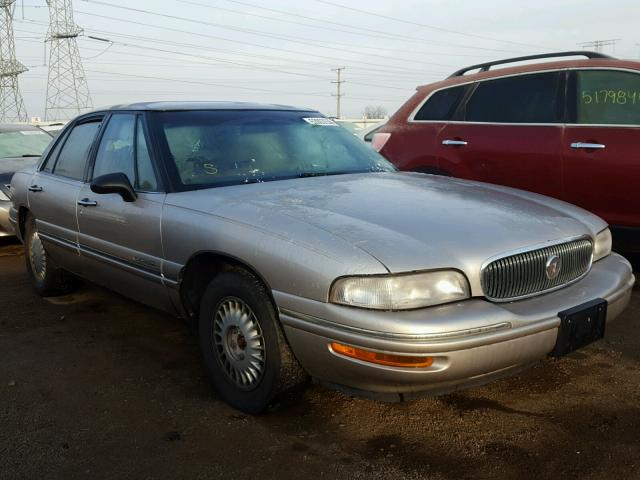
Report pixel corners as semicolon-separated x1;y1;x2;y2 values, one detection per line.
9;102;635;413
374;51;640;253
0;124;52;237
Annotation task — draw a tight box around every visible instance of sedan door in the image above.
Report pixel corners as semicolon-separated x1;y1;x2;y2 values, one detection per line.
562;68;640;238
26;118;103;275
76;113;174;312
437;71;565;198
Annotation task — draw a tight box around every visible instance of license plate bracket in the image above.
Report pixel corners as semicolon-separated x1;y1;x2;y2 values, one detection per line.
551;298;607;357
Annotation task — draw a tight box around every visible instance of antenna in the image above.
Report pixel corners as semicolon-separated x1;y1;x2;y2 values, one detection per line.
45;0;92;120
0;0;28;122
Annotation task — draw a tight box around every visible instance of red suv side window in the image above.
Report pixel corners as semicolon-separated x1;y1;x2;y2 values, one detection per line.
414;85;467;121
572;70;640;125
464;72;562;123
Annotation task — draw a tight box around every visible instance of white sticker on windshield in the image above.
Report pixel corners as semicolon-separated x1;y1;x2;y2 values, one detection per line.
302;117;339;126
19;131;43;135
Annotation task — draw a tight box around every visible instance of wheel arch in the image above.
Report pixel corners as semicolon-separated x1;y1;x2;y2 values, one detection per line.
178;250;277;321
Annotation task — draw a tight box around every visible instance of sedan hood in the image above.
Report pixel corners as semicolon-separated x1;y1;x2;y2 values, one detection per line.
172;172;606;294
0;156;39;184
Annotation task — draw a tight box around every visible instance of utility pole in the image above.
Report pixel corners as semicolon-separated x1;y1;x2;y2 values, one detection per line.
45;0;91;120
331;67;345;119
0;0;28;122
579;39;620;54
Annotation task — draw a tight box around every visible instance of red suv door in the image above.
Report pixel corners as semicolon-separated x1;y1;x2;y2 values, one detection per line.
562;68;640;235
437;71;566;198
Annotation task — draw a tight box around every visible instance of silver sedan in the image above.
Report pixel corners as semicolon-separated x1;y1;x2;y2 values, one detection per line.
9;102;635;413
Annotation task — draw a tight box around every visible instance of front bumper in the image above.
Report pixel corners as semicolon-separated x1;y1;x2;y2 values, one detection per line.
277;253;635;400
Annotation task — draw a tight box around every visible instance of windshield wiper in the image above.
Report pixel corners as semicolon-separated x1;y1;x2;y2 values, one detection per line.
21;154;41;157
298;170;365;178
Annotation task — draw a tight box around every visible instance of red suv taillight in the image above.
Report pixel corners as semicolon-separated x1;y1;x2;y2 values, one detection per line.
371;132;391;153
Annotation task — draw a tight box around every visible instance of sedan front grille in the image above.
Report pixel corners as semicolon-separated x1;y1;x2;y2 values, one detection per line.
482;238;593;302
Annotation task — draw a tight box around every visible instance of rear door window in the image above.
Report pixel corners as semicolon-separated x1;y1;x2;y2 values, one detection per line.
414;85;467;121
571;69;640;125
464;72;562;123
52;121;101;181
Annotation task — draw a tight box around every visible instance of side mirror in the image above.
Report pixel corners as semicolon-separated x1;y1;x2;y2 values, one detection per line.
90;172;137;202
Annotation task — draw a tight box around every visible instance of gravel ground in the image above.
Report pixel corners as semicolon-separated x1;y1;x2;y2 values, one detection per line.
1;238;638;480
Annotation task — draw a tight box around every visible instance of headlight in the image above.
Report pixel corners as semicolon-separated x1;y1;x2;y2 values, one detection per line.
0;188;9;201
593;228;612;262
329;270;470;310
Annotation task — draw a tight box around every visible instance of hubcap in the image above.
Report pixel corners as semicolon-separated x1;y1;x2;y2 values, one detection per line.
213;297;265;390
29;229;47;281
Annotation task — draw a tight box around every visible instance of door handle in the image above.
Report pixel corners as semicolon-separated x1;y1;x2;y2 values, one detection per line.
28;185;43;192
570;142;605;150
442;139;468;146
77;198;98;207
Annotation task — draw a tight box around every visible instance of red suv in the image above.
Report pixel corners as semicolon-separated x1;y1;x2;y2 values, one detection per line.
376;51;640;252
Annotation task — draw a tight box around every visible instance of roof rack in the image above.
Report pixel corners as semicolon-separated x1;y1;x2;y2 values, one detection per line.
448;51;615;78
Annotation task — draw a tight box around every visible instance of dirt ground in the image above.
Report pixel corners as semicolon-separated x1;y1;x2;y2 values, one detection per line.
1;238;639;480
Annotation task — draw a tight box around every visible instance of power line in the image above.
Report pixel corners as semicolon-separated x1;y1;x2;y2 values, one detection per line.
18;15;448;80
59;17;443;80
76;0;457;69
16;28;436;96
77;34;411;93
82;69;403;103
178;0;529;55
70;11;449;79
313;0;558;50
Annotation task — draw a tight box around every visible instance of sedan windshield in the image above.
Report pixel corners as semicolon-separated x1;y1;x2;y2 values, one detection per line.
0;129;52;159
151;110;396;190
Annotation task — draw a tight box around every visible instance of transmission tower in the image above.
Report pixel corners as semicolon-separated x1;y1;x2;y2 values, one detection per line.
0;0;28;122
579;39;620;54
45;0;91;120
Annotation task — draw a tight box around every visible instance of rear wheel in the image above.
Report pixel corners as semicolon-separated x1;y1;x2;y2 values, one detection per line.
24;213;77;296
198;269;306;413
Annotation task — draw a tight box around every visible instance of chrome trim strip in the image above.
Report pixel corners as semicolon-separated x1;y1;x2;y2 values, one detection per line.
79;244;164;284
41;231;170;287
279;307;512;343
161;273;179;289
38;231;77;252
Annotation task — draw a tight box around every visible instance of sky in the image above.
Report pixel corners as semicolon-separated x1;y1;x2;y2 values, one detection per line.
11;0;640;120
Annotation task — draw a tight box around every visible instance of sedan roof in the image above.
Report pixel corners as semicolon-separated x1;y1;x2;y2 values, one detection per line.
105;101;313;112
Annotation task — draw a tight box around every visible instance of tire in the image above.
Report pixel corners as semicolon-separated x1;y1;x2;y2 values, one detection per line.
24;213;77;296
198;268;306;413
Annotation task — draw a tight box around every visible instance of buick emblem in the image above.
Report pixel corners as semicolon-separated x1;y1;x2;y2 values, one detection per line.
545;254;562;280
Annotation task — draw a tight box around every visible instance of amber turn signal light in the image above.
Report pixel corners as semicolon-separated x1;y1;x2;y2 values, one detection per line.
330;342;433;368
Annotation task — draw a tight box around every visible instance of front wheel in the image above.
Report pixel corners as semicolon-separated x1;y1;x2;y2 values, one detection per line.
24;213;77;296
198;269;306;413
